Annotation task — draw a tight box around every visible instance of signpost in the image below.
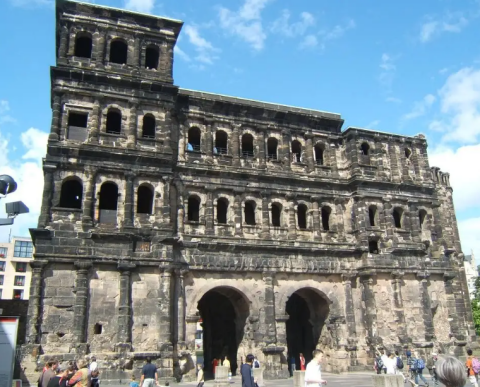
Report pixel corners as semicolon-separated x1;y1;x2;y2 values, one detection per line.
0;317;19;387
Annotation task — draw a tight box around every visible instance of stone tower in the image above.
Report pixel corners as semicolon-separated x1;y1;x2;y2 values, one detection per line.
22;0;476;384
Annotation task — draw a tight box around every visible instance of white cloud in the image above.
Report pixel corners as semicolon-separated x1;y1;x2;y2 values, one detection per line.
379;53;397;89
218;0;271;51
300;35;318;49
322;19;356;41
458;217;480;257
429;67;480;144
0;127;47;242
124;0;155;14
0;100;16;126
386;97;402;104
8;0;52;7
429;143;480;212
184;25;219;65
271;10;315;38
419;13;468;43
174;46;191;62
402;94;436;120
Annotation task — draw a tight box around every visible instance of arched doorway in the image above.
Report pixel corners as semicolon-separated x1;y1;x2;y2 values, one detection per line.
197;287;249;379
285;288;329;373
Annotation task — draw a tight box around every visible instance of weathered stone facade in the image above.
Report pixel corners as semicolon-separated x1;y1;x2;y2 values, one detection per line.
22;0;476;384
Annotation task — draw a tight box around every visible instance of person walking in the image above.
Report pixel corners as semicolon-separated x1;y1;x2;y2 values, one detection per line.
300;353;306;371
68;359;90;387
47;366;63;387
385;352;397;375
223;357;232;381
466;349;480;387
436;356;466;387
413;352;429;387
394;351;406;382
305;349;327;387
39;359;58;387
240;354;255;387
140;357;158;387
212;358;218;376
196;364;204;387
290;355;296;375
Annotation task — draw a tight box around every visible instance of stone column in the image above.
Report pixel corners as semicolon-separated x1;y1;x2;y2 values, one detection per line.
161;176;171;225
58;25;69;59
305;133;315;172
95;30;106;66
162;108;174;153
176;269;187;344
177;201;185;236
443;272;462;340
391;272;408;343
261;191;270;239
124;173;135;227
73;261;92;355
329;141;339;177
232;124;240;167
205;187;214;235
410;204;421;243
359;272;380;346
311;196;322;241
286;194;296;240
275;314;289;348
234;190;243;237
127;103;137;148
88;98;101;143
38;164;56;228
258;130;266;169
204;120;214;157
158;267;174;379
26;260;48;344
263;271;277;345
116;262;136;351
342;273;357;340
282;130;291;169
417;272;435;342
49;94;62;142
183;314;201;382
82;167;96;225
132;35;140;68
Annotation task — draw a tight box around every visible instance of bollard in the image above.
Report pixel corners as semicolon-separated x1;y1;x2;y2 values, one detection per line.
371;374;404;387
253;367;264;386
215;366;229;387
293;370;305;387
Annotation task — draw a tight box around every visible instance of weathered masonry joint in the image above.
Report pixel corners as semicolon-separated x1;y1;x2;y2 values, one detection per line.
21;0;475;384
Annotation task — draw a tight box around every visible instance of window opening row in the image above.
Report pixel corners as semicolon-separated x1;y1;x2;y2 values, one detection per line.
367;206;428;229
359;142;413;159
73;33;159;69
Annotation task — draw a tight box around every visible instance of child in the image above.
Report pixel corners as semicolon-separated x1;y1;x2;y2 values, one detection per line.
130;375;139;387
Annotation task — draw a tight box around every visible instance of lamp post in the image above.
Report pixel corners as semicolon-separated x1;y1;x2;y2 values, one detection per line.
0;175;29;226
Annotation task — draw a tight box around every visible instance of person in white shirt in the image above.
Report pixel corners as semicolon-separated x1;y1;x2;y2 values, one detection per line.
305;349;327;387
89;357;98;373
385;353;397;375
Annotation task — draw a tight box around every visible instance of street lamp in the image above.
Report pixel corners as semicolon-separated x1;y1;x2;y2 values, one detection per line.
0;175;29;226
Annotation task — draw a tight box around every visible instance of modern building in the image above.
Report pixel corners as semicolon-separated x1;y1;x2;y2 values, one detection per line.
464;252;478;299
21;0;476;385
0;236;34;300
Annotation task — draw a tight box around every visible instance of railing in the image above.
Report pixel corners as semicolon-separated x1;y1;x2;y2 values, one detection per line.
267;154;277;161
106;129;121;135
242;150;254;158
315;159;324;166
187;143;201;152
214;147;228;155
142;134;156;140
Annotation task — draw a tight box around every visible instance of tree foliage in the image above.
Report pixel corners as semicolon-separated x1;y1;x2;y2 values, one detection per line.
472;276;480;334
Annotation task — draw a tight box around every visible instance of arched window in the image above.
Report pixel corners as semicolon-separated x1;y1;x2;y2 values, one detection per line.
405;148;412;159
59;179;83;209
110;39;128;64
137;185;154;214
267;138;278;160
99;182;118;224
106;109;121;134
244;201;256;225
291;140;302;163
369;240;379;254
242;134;254;158
145;45;159;69
360;142;370;156
188;196;200;222
314;144;324;165
321;206;331;231
74;33;92;59
368;205;377;227
297;204;307;230
419;209;427;229
214;130;228;155
271;203;282;227
217;198;228;224
393;207;403;228
187;127;201;151
142;114;155;139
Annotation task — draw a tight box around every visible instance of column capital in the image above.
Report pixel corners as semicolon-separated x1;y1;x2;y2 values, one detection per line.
285;193;296;201
186;314;200;323
261;190;270;199
304;132;314;140
359;270;376;280
118;262;136;272
205;186;215;193
444;272;457;281
341;272;357;282
262;271;276;282
30;260;48;270
74;260;93;271
275;314;289;322
159;265;174;275
124;172;136;181
391;271;405;279
416;271;430;281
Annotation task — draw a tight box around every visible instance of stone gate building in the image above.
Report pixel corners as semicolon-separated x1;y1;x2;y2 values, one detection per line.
22;0;476;384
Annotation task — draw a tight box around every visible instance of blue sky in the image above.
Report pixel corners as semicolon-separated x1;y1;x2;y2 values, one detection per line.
0;0;479;259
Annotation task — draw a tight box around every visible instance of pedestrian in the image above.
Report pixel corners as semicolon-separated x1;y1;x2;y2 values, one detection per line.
89;357;100;387
240;354;255;387
427;353;438;387
47;366;63;387
407;349;417;385
376;348;388;374
305;349;327;386
300;353;306;371
40;359;58;387
290;355;296;375
59;365;75;387
212;358;218;376
130;375;139;387
253;357;260;369
139;357;158;387
68;359;90;387
413;352;428;387
394;351;406;381
375;352;384;375
466;349;480;387
196;364;204;387
385;352;397;375
436;356;466;387
223;357;232;381
89;357;98;373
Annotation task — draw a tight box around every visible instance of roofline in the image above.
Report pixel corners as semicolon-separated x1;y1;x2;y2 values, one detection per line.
179;88;343;121
56;0;183;24
343;126;427;141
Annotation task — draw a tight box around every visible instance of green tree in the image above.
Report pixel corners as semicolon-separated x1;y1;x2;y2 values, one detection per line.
472;276;480;334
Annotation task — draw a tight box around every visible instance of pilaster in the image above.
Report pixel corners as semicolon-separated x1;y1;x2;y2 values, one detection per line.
417;272;435;342
82;167;96;225
205;187;214;235
286;194;296;240
342;273;357;341
158;266;174;379
261;191;270;239
305;133;314;172
116;262;136;351
127;103;137;148
88;98;101;143
263;271;277;345
38;164;56;228
72;260;92;355
359;272;380;346
123;172;135;227
311;197;322;241
49;94;62;142
26;260;48;344
391;272;408;343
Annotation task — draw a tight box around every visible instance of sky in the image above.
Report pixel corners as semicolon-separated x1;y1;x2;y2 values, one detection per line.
0;0;479;260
